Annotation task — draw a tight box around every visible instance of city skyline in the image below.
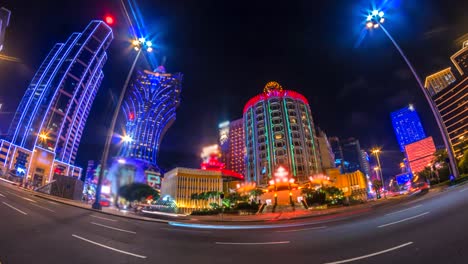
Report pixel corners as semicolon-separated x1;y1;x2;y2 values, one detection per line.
1;0;467;177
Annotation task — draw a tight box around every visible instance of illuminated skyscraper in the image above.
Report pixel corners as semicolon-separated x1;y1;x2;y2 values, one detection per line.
244;81;321;185
119;68;182;171
424;67;456;96
226;118;245;175
405;137;436;173
391;105;427;152
0;7;11;52
0;21;113;186
450;40;468;76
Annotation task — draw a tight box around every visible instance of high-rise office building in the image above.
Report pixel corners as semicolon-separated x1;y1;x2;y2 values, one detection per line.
316;129;335;170
424;67;456;96
0;7;11;52
451;40;468;76
391;105;427;152
119;68;183;171
329;137;369;176
226;118;245;175
0;21;113;186
243;81;321;185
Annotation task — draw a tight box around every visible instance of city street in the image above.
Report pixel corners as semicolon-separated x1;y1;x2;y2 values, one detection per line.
1;181;468;264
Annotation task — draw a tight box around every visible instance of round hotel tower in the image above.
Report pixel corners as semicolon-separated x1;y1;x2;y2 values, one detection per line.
243;81;321;186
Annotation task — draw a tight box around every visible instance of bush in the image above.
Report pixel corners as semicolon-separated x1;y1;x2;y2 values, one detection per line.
234;202;259;211
190;209;220;215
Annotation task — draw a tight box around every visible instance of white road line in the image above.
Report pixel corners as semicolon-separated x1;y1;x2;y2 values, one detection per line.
0;193;5;197
2;202;27;215
216;241;290;245
378;212;430;228
160;227;212;233
47;201;59;205
276;226;327;233
90;215;117;222
72;234;146;259
22;197;37;203
90;222;136;234
30;203;55;212
385;205;422;216
459;188;468;192
324;242;413;264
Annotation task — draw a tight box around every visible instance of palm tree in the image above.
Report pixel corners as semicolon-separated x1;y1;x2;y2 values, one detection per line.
250;188;264;203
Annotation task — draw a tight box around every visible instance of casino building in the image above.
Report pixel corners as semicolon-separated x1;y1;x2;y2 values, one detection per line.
243;81;321;186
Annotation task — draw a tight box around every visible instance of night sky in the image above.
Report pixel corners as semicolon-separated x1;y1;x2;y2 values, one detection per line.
1;0;467;177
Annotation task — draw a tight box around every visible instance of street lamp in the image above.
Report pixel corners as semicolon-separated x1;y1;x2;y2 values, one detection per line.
92;38;153;210
371;148;386;199
364;8;459;178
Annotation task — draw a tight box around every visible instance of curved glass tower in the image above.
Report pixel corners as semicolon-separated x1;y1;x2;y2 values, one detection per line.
0;20;113;186
243;81;321;186
119;68;183;171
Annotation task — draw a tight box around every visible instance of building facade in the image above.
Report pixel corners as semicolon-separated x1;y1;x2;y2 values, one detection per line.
451;40;468;76
316;129;335;170
243;81;321;186
404;137;437;173
0;7;10;52
119;68;183;171
219;118;245;176
424;67;456;96
391;105;427;152
0;21;113;186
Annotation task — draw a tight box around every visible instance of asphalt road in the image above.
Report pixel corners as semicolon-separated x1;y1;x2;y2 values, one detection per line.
1;181;468;264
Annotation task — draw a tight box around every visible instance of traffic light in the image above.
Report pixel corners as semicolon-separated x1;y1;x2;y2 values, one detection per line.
104;15;114;25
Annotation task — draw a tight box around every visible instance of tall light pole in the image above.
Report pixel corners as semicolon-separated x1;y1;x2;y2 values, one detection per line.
92;38;153;210
372;148;386;199
364;9;459;178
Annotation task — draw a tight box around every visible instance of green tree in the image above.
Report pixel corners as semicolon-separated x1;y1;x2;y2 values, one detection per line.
249;188;264;201
322;186;345;205
459;150;468;175
118;183;159;202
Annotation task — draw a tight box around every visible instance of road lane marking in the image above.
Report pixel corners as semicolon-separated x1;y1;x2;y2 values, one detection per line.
22;197;37;203
30;203;55;213
161;227;212;233
324;242;413;264
0;193;5;197
90;222;136;234
90;215;117;222
378;212;430;228
216;241;290;245
47;201;59;205
276;226;327;233
459;188;468;192
2;202;27;215
72;234;146;259
385;205;422;216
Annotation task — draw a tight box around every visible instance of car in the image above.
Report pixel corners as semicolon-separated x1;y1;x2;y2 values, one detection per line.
99;194;112;207
409;181;430;194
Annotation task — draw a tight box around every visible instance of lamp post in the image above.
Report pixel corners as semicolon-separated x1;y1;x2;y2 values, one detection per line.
371;148;386;199
92;38;153;210
364;9;459;179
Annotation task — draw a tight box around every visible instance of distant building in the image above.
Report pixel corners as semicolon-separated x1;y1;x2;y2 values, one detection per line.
405;137;436;174
226;118;245;175
329;137;369;176
327;168;368;200
424;67;456;96
243;81;321;186
391;105;427;152
316;129;335;170
0;7;11;52
450;40;468;76
0;21;113;186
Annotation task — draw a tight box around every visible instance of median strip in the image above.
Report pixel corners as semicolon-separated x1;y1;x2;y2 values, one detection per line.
324;242;413;264
72;234;146;259
90;222;136;234
378;212;430;228
2;202;27;215
216;241;290;245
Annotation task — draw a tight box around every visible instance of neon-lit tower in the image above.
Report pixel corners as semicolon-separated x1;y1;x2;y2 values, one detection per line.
243;81;321;186
0;7;11;52
119;68;182;171
0;21;113;186
390;105;427;152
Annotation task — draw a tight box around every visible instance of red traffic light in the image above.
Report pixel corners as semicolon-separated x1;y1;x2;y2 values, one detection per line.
104;15;114;25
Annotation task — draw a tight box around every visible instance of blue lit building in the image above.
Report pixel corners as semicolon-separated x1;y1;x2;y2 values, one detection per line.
0;7;11;52
0;21;113;187
119;67;183;172
391;105;427;152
